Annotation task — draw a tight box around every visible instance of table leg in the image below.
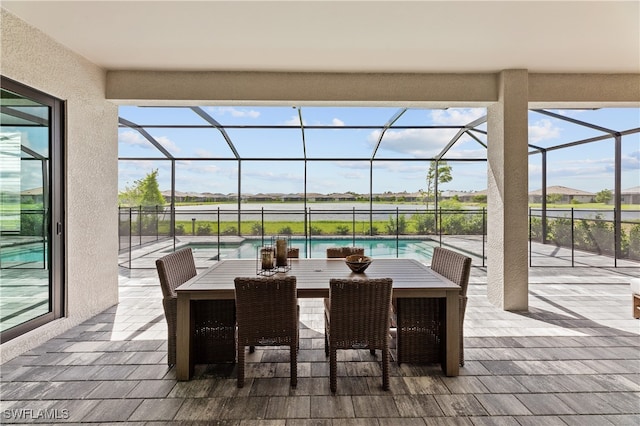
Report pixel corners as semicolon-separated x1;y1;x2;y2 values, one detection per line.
444;290;460;376
176;294;192;380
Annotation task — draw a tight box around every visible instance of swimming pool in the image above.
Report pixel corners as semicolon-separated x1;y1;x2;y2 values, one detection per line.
0;243;47;268
176;237;436;263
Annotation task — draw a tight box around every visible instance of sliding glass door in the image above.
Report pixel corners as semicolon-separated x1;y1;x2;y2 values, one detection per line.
1;77;64;342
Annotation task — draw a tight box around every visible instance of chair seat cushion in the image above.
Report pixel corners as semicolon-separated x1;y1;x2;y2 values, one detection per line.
630;278;640;295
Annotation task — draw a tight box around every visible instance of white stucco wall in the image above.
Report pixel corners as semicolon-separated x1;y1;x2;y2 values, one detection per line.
1;9;119;362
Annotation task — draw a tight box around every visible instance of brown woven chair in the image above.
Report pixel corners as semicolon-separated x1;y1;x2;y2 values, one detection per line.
326;246;365;258
155;248;235;366
287;247;300;258
395;247;471;366
324;278;393;392
234;276;298;388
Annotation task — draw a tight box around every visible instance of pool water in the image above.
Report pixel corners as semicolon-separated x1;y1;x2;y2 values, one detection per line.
0;244;47;267
181;238;435;263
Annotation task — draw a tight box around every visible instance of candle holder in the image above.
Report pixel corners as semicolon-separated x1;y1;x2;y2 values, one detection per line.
256;245;277;276
274;235;291;272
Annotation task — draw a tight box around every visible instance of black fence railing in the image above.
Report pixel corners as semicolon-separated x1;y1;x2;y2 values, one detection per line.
118;206;487;268
529;208;640;267
118;205;640;269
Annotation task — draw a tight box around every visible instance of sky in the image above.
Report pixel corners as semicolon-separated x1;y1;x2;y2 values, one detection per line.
117;106;640;196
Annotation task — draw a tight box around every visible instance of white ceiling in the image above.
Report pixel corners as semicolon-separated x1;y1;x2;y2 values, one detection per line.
3;1;639;74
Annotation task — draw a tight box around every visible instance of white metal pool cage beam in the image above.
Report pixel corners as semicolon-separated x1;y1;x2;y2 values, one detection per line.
189;107;243;232
119;117;173;159
1;107;52;223
296;107;309;242
369;108;407;234
1;106;49;126
465;130;488;149
431;115;488;224
116;107;637;261
119;117;178;237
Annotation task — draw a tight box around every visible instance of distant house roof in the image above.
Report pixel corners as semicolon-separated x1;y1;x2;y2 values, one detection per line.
21;187;43;196
621;186;640;194
529;186;594;196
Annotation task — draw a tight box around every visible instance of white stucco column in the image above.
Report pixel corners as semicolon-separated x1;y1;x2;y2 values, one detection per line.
486;70;529;311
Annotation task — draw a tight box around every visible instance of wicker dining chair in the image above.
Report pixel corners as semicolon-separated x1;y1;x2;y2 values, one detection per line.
155;248;236;366
326;246;365;258
325;278;393;392
395;246;471;366
234;276;299;388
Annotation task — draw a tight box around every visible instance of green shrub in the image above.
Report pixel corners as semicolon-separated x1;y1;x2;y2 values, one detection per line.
175;224;185;235
529;217;543;242
250;222;263;235
278;226;293;235
629;224;640;260
441;213;467;234
335;225;350;235
197;224;212;236
549;217;572;247
20;212;44;236
221;226;237;236
385;214;407;235
309;225;322;235
364;226;379;236
412;213;436;234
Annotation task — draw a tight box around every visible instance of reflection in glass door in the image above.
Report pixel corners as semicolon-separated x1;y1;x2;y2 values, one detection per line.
0;77;64;341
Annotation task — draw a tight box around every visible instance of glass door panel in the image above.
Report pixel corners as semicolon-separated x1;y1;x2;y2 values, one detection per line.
0;78;64;340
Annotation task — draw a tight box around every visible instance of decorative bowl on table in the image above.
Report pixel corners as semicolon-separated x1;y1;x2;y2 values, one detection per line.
345;255;372;273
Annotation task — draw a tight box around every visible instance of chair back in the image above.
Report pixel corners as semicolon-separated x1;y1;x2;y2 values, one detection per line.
430;247;472;297
234;276;298;344
326;247;365;258
329;278;392;348
155;247;197;298
287;247;300;258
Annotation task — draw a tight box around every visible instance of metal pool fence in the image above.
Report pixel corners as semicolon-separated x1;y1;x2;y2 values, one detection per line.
117;206;640;269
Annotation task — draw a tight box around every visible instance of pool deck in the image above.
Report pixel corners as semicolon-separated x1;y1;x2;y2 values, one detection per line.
1;258;638;424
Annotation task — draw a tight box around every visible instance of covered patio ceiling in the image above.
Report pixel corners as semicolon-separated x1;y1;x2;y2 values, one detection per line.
3;1;638;74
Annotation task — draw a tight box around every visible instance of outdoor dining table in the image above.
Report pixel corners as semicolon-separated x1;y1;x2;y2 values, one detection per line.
175;257;460;380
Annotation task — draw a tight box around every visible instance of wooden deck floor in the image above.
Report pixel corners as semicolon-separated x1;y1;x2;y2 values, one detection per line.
1;263;638;424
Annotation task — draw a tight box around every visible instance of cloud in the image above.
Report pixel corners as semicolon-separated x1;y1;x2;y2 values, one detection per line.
547;109;587;118
529;119;561;143
208;107;260;118
284;115;304;126
331;161;369;171
156;136;180;154
443;148;487;159
285;115;343;127
368;128;458;157
243;169;303;182
195;149;214;158
431;108;486;125
119;130;180;154
340;170;366;180
119;130;149;148
626;150;640;165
